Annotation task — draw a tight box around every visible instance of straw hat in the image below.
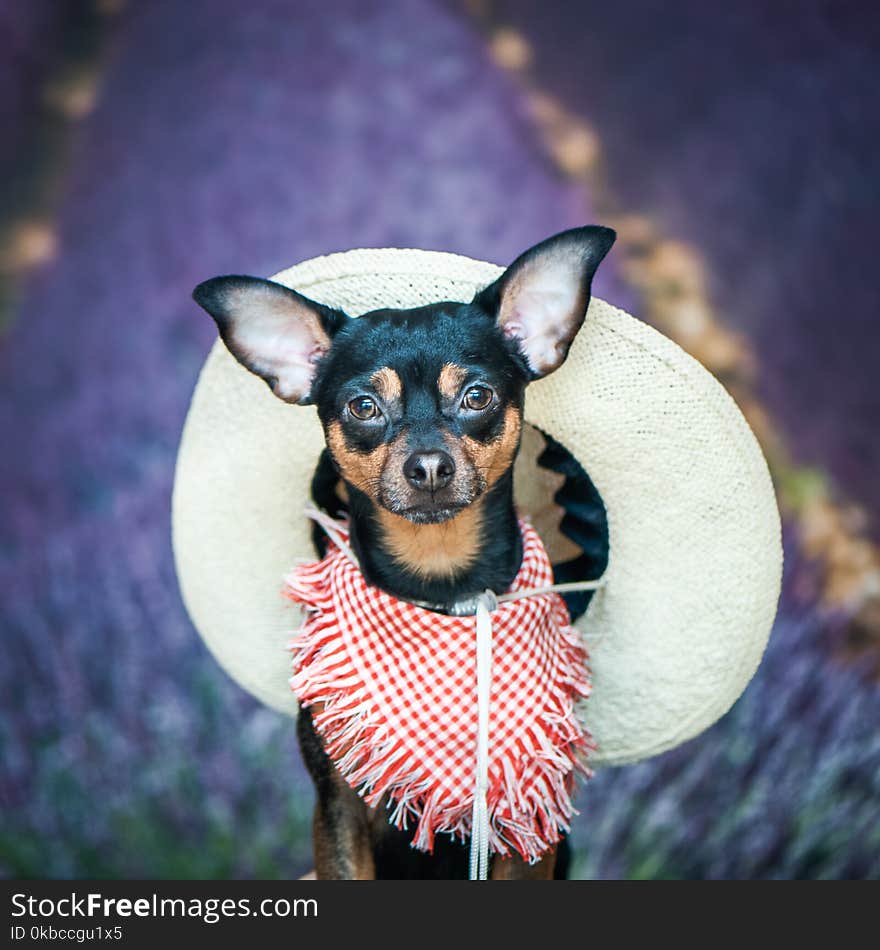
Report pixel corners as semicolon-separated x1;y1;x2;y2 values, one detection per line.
172;247;782;767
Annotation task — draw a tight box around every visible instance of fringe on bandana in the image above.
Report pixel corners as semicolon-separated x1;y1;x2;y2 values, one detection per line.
284;518;594;864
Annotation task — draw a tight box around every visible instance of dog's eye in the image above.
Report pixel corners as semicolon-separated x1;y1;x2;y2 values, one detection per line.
348;396;379;420
462;386;493;411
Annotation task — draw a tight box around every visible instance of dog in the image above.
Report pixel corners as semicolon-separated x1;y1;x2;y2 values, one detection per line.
193;225;615;879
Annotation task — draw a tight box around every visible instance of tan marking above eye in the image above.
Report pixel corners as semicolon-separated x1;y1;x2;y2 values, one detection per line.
437;363;468;400
370;367;402;403
461;405;522;489
326;421;389;495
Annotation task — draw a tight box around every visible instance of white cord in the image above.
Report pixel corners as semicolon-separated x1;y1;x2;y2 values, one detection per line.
303;505;358;563
469;590;496;880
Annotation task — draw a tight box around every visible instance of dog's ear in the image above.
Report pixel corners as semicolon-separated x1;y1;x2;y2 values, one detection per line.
192;276;349;404
473;226;615;378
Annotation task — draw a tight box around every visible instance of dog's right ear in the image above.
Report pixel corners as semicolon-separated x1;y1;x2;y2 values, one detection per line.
472;226;615;379
192;276;348;405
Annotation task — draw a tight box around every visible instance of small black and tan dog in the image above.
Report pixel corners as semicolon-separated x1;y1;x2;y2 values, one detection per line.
193;226;615;879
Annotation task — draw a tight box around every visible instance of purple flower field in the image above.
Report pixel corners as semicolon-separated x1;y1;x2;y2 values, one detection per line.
1;0;877;879
497;0;880;532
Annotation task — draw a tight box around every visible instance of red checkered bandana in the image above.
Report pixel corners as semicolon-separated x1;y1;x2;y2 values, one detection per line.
284;517;594;863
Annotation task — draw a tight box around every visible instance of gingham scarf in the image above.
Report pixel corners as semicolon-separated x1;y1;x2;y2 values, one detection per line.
284;517;594;864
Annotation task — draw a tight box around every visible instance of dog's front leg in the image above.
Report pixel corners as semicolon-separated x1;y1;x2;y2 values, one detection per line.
312;772;375;880
297;706;375;879
491;847;557;880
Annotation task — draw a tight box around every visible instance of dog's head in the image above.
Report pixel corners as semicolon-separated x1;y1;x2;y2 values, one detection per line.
193;227;614;524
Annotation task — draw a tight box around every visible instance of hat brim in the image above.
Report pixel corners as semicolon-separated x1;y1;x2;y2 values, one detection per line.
172;248;782;767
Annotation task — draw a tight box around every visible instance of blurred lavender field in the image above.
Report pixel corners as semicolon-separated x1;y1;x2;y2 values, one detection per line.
497;0;880;532
1;0;878;879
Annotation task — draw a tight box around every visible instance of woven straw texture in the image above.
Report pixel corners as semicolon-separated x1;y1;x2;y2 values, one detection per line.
172;248;782;767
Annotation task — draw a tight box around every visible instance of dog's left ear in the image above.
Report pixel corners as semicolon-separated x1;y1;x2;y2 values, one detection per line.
192;276;349;404
473;225;615;378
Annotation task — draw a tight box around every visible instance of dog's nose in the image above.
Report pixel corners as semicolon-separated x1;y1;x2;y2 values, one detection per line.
403;450;456;492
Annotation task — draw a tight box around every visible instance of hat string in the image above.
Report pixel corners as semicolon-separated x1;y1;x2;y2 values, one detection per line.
303;505;606;880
